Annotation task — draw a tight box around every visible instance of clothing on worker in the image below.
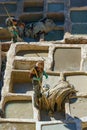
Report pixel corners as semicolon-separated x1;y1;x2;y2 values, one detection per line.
34;18;56;34
7;25;17;42
25;18;57;39
33;22;46;38
7;25;22;43
29;67;48;81
17;20;25;37
43;70;48;79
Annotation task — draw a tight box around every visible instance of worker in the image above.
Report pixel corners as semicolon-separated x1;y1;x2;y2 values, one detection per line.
5;17;23;42
17;20;25;38
29;61;48;107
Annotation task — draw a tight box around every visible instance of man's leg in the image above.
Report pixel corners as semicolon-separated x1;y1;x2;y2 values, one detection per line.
32;79;41;107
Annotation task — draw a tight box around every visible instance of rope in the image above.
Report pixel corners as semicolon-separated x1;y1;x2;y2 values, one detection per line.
2;3;13;23
35;53;45;61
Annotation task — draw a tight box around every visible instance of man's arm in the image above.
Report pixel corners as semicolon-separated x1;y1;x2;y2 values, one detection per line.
43;70;48;79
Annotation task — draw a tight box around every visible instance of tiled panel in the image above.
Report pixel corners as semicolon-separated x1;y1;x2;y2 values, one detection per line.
71;23;87;34
66;74;87;93
0;122;35;130
70;98;87;118
48;3;64;12
4;100;33;119
70;0;87;7
70;11;87;23
53;48;81;71
0;3;17;14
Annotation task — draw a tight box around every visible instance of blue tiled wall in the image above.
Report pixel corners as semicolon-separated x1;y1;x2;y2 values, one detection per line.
71;23;87;34
0;4;17;14
70;11;87;23
48;3;64;12
70;0;87;7
45;30;64;41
